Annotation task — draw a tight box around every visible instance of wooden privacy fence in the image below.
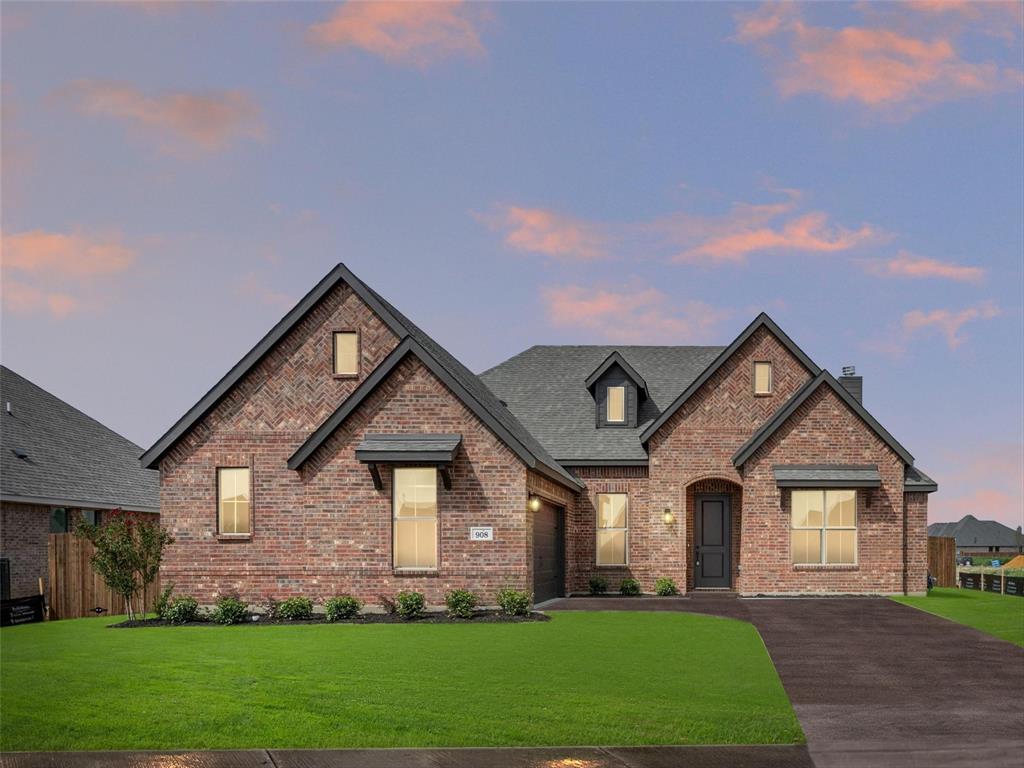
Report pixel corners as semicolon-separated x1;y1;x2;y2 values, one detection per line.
48;533;161;620
928;536;956;587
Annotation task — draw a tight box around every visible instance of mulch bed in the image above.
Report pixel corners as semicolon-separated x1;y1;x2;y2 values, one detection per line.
108;610;550;628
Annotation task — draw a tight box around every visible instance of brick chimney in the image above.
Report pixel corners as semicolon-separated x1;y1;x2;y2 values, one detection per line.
839;365;863;404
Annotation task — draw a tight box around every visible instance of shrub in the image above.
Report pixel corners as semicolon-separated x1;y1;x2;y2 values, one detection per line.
153;583;175;620
495;587;531;617
588;576;608;595
445;589;478;619
211;596;249;625
619;578;641;596
655;577;678;596
325;595;362;622
395;590;426;620
277;596;314;621
165;596;200;625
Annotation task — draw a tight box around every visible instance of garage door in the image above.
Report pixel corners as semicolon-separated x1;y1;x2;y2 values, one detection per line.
532;501;565;603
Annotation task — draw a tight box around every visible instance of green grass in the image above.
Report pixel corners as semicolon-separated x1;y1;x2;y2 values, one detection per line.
892;587;1024;647
0;611;802;751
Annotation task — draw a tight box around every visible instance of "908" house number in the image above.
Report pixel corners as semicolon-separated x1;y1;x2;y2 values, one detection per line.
469;527;494;541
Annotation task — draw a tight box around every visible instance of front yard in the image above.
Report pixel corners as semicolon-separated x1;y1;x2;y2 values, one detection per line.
0;611;802;751
892;587;1024;646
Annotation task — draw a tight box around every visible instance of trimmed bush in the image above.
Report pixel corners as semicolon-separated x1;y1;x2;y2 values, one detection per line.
211;596;249;625
445;589;478;619
395;591;426;620
325;595;362;622
588;576;608;595
655;577;678;596
165;596;200;625
620;578;641;596
277;596;314;621
153;584;174;620
495;587;531;616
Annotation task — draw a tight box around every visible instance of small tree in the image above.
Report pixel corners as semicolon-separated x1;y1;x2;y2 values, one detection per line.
74;509;173;622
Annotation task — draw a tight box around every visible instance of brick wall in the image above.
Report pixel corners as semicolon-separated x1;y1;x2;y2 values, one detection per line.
158;282;536;606
0;502;49;598
905;492;929;595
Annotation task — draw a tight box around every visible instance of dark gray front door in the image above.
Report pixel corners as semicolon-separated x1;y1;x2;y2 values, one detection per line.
532;502;565;603
694;495;731;588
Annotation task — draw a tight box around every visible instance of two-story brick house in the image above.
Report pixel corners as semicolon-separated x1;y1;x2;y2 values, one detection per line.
143;263;937;605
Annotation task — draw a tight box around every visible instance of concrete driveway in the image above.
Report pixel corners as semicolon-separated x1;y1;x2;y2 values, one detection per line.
547;595;1024;768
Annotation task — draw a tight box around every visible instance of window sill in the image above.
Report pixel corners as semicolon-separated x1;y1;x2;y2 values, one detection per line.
793;564;858;571
393;569;439;577
332;373;359;380
753;392;773;397
216;534;252;542
595;564;629;569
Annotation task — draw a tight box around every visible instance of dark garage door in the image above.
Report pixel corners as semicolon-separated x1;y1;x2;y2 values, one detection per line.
532;501;565;603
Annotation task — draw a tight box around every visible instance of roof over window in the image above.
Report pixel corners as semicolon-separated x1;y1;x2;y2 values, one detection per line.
905;465;938;493
584;351;649;401
773;464;881;488
355;434;462;464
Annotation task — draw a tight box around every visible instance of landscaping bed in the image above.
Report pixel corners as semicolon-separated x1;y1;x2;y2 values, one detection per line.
109;610;550;628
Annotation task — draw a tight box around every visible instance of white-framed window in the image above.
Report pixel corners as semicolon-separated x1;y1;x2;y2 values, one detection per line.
596;493;628;565
791;489;857;565
218;467;251;535
333;331;359;376
393;467;438;569
753;361;773;395
606;386;625;423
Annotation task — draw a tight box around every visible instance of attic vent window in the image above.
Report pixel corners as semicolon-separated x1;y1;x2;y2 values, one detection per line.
333;331;359;377
607;386;625;423
753;361;773;395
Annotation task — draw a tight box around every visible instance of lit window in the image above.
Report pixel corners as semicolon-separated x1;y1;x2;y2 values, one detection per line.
606;386;625;423
218;468;251;535
791;490;856;565
753;361;773;395
596;493;628;565
333;332;359;376
394;467;437;569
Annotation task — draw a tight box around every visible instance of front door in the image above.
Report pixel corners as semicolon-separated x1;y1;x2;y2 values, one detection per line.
694;495;731;588
532;501;565;603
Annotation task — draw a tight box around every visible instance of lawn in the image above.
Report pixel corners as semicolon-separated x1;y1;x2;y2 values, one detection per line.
892;587;1024;647
0;611;802;751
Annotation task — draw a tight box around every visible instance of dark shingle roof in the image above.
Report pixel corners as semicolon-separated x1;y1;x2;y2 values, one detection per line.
479;345;724;462
0;366;159;512
905;466;938;493
773;464;881;487
355;434;462;463
928;515;1022;548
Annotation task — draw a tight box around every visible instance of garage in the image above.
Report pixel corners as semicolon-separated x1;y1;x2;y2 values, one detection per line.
532;500;566;603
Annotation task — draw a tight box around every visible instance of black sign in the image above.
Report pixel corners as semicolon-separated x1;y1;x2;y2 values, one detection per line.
960;573;980;590
985;575;1003;593
1004;576;1024;597
1;594;45;627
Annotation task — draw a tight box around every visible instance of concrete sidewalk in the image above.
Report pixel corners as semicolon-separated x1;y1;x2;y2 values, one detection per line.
1;745;815;768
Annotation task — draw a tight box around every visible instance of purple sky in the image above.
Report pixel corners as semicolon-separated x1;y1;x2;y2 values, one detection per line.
2;2;1022;526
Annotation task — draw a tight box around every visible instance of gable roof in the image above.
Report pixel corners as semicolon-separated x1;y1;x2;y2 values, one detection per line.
141;264;406;469
1;366;159;512
905;465;938;493
638;313;820;444
584;351;649;400
287;337;582;490
731;370;915;467
480;345;724;463
143;264;581;491
928;515;1021;548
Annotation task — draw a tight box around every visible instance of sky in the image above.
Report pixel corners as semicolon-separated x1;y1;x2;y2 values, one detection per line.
1;1;1022;527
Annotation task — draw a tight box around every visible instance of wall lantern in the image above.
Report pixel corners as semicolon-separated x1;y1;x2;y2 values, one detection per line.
662;508;675;525
528;496;541;512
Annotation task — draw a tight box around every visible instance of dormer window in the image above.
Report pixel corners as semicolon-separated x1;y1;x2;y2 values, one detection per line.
606;386;625;423
753;361;773;395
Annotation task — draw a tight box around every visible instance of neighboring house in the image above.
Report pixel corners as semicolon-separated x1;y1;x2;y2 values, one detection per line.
0;366;159;600
143;263;937;604
929;515;1024;555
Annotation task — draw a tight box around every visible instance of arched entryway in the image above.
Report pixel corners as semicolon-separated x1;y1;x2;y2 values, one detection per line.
685;478;743;592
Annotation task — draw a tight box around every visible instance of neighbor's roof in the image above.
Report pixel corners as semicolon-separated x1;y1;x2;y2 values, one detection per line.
928;515;1022;548
0;366;159;513
479;345;724;463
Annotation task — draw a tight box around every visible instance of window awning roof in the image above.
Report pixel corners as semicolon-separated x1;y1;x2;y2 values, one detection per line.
355;434;462;465
773;464;881;488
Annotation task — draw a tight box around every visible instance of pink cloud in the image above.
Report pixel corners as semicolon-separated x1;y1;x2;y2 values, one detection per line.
59;80;264;152
865;250;985;282
478;206;608;261
735;3;1023;115
308;1;486;68
902;301;1001;349
541;283;730;344
929;444;1024;528
2;279;79;319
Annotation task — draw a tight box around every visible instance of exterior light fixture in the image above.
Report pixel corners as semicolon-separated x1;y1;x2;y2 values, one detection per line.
528;496;541;512
663;508;674;525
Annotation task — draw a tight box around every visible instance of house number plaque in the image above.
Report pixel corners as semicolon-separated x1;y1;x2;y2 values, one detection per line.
470;527;494;541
